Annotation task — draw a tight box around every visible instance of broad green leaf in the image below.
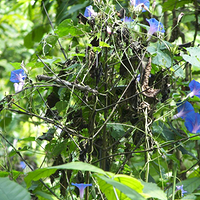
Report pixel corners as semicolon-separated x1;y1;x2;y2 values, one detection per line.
182;47;200;71
25;168;57;188
55;19;86;37
10;62;21;69
162;0;192;12
0;177;31;200
141;181;167;200
147;46;172;68
25;162;106;188
182;177;200;193
24;25;48;49
55;101;68;113
167;177;200;196
182;194;197;200
97;174;145;200
152;121;175;141
107;123;125;139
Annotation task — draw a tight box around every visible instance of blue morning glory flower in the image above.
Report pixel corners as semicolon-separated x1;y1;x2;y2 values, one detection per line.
72;183;92;199
185;113;200;133
176;185;187;197
10;69;27;93
121;16;134;22
130;0;150;12
10;69;26;83
187;79;200;98
84;5;97;18
146;18;165;35
172;101;195;119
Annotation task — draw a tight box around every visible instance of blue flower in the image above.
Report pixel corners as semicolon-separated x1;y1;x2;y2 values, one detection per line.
72;183;92;199
10;69;27;93
176;185;187;197
146;18;165;35
20;161;26;169
172;101;195;119
121;17;134;22
185;113;200;133
187;79;200;98
10;69;26;83
84;5;97;18
130;0;150;12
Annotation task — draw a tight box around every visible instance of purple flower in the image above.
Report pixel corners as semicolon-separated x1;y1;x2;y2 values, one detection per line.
172;101;195;119
146;18;165;35
121;17;134;22
187;79;200;98
130;0;150;12
72;183;92;199
185;113;200;133
84;5;97;18
176;185;187;197
10;69;27;93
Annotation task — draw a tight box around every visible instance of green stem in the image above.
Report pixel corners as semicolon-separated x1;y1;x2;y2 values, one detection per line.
144;108;150;182
172;163;177;200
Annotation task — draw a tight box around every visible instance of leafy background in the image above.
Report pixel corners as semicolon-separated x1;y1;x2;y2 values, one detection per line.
0;0;200;199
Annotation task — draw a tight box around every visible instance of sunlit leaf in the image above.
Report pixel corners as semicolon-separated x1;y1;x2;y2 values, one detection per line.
25;162;106;188
182;47;200;71
97;174;145;200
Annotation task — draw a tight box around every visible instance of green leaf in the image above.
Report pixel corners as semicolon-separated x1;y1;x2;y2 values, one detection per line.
45;35;58;47
64;2;89;16
181;177;200;194
147;46;172;68
99;41;110;47
107;123;125;139
55;19;86;37
24;168;57;188
182;47;200;71
24;25;48;49
182;194;197;200
19;137;35;142
0;177;31;200
173;64;184;78
162;0;192;12
41;58;61;66
167;177;200;197
178;145;197;160
10;62;21;70
152;121;175;141
141;181;167;200
56;101;68;113
34;190;54;200
25;162;106;188
97;174;145;200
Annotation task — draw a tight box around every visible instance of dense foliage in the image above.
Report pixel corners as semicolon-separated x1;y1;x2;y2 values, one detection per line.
0;0;200;199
